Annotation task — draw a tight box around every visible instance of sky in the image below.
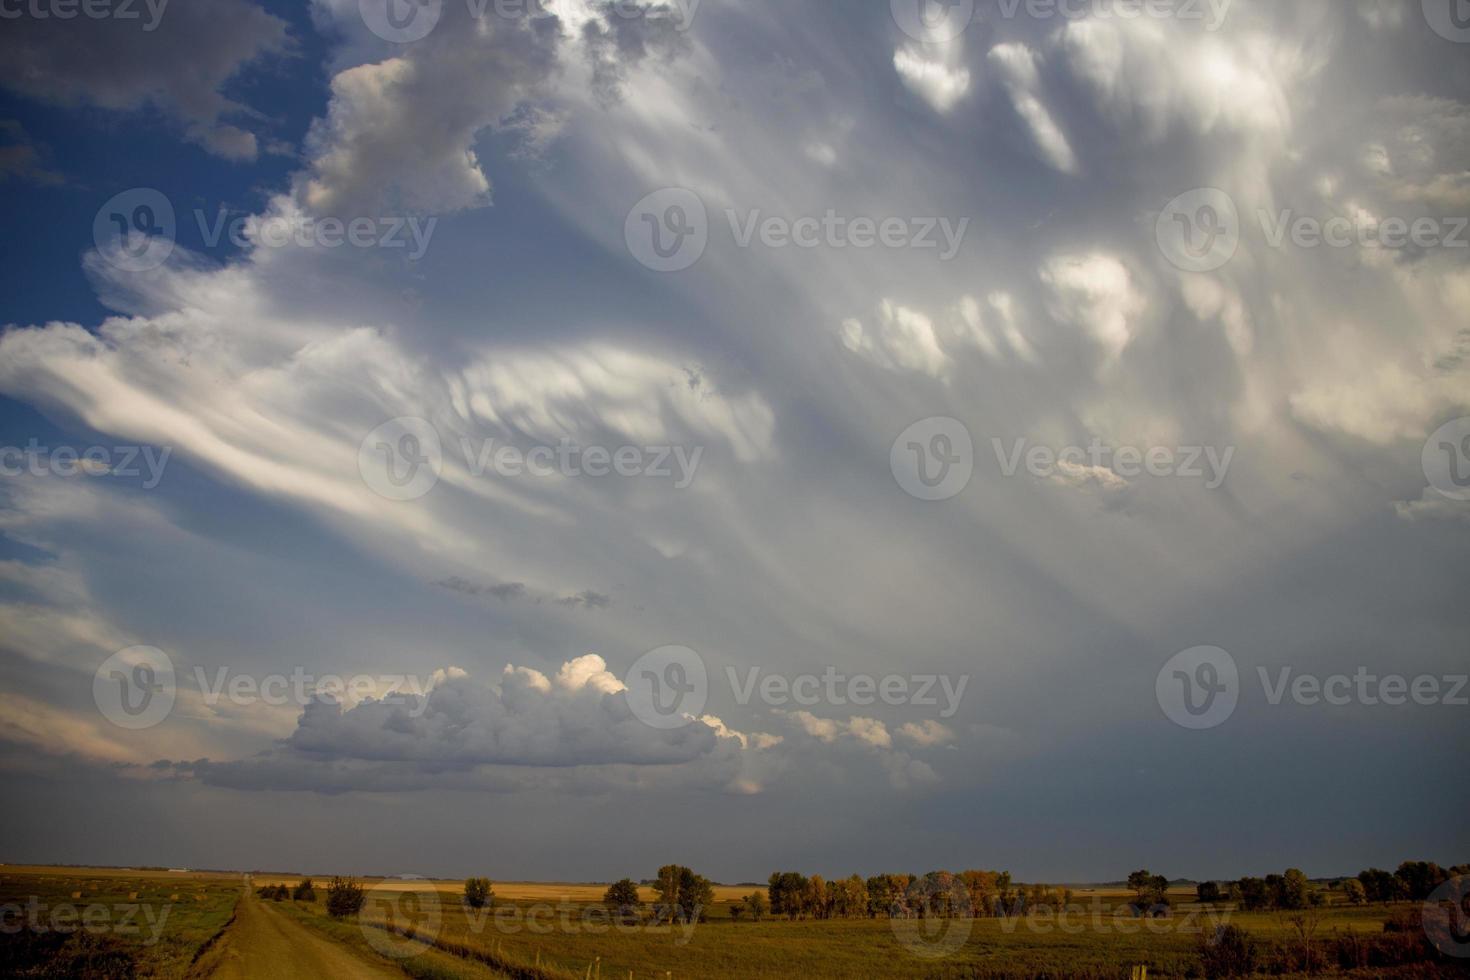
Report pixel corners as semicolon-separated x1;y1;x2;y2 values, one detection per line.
0;0;1467;885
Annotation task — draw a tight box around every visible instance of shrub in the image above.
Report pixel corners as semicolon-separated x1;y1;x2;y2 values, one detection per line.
326;876;366;918
603;878;640;919
463;877;494;910
1199;925;1257;977
1383;909;1422;932
0;930;138;980
1331;931;1435;971
292;878;315;901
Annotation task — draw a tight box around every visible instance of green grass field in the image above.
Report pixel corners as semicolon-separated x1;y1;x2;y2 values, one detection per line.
0;869;239;978
283;882;1470;980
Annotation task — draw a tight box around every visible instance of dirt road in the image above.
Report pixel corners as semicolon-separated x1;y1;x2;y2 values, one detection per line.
206;888;406;980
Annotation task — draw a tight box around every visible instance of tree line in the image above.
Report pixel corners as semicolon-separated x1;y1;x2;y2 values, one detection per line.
1350;861;1467;904
457;856;1467;927
1190;860;1468;911
761;870;1075;920
254;878;316;903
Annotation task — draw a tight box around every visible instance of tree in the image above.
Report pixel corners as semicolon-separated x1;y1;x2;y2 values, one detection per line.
326;877;365;919
1026;882;1062;912
960;870;998;917
806;875;829;920
865;874;895;918
1278;869;1312;910
1127;870;1170;912
840;875;867;918
1395;861;1448;901
909;871;968;919
656;865;713;924
1285;909;1325;973
656;865;682;921
768;872;809;919
1341;879;1366;905
603;879;641;919
680;868;715;923
1150;875;1172;911
743;891;767;921
995;871;1015;910
1357;868;1402;904
292;878;316;902
463;877;494;910
1264;874;1287;909
1236;877;1269;911
1197;881;1222;904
